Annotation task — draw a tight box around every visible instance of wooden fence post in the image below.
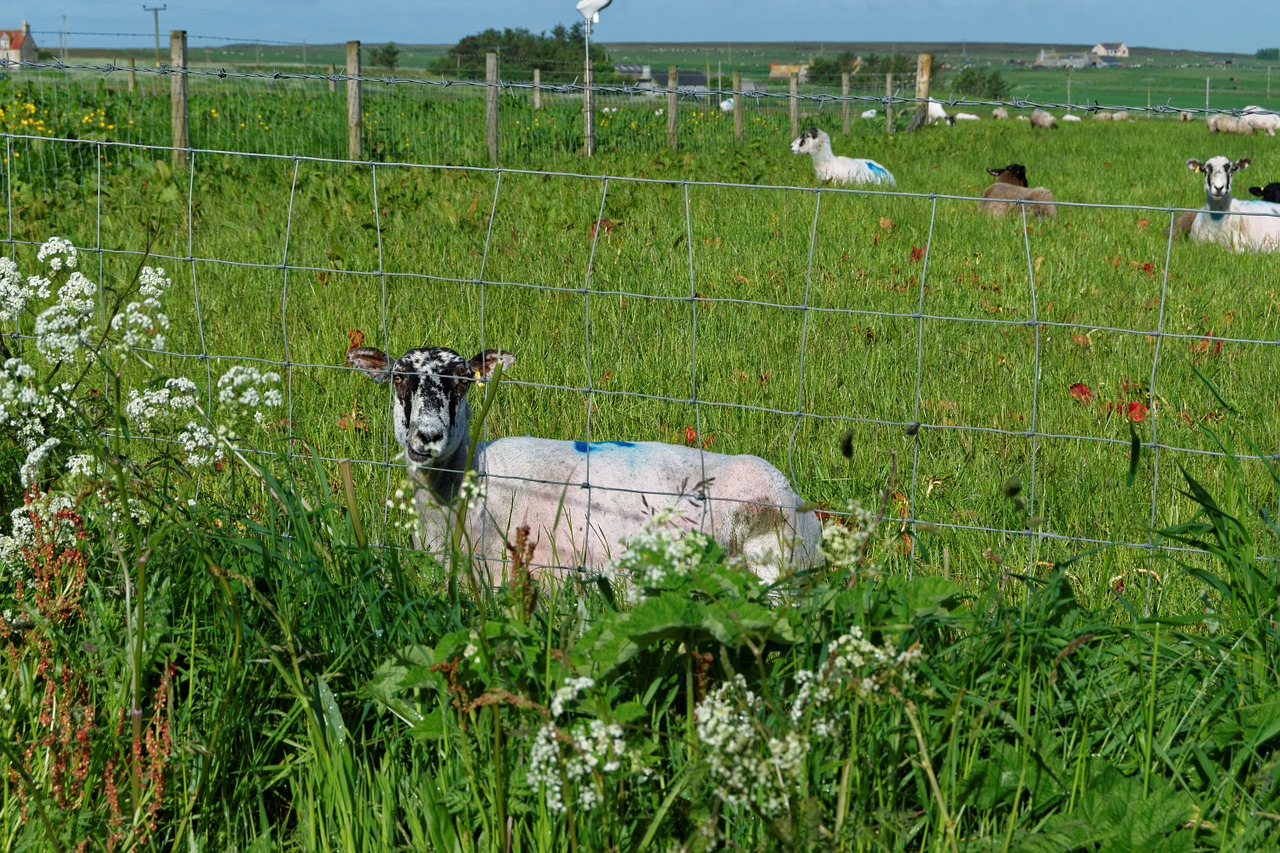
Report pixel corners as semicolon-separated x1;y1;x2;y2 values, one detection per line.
127;56;136;94
170;31;188;171
732;70;743;144
886;72;894;135
487;52;500;163
533;67;542;110
667;65;678;152
914;53;932;127
328;62;336;94
583;54;595;156
346;41;362;160
841;71;850;135
790;72;799;139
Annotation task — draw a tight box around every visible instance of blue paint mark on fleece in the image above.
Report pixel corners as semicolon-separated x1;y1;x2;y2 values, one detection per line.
867;161;888;177
573;440;638;453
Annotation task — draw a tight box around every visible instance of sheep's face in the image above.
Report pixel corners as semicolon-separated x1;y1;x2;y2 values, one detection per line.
790;127;830;156
348;345;515;470
1188;156;1250;202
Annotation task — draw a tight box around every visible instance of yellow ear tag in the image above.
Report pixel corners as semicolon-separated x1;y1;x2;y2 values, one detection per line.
473;369;486;390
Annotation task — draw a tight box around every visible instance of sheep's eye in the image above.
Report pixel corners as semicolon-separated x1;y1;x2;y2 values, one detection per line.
393;375;403;385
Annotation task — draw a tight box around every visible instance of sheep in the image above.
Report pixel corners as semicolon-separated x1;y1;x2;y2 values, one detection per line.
991;107;1009;120
789;127;895;186
1112;110;1132;122
1180;111;1195;122
1093;111;1113;121
1206;113;1255;135
1185;156;1280;252
1062;114;1082;122
719;97;734;114
860;108;878;119
1240;105;1280;136
980;163;1057;219
925;99;957;126
346;344;822;583
1249;182;1280;202
954;112;980;121
1031;109;1058;129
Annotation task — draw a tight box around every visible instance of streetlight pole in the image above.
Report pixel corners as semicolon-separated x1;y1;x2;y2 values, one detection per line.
575;0;612;157
143;4;166;68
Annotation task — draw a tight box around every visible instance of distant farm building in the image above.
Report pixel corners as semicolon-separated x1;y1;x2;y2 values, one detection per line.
1092;42;1129;58
633;66;711;96
769;63;809;82
0;21;37;69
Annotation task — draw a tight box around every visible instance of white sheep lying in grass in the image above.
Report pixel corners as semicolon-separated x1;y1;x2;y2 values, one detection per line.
347;344;822;582
790;127;895;186
1186;156;1280;252
980;163;1057;219
1206;113;1254;135
1031;109;1058;129
1240;105;1280;136
991;107;1009;120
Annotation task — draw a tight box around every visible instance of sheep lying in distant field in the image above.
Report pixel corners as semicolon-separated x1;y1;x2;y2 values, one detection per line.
790;127;895;186
980;163;1057;219
1240;106;1280;136
347;344;822;582
1112;110;1132;122
1093;111;1114;121
1186;156;1280;252
954;112;980;121
1031;109;1058;129
719;97;734;114
1062;114;1082;122
991;107;1009;120
1249;182;1280;202
861;108;878;119
1180;111;1195;122
1207;113;1255;135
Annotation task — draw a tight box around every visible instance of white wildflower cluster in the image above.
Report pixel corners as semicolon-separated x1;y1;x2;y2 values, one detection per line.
64;453;101;480
0;358;74;450
819;501;878;570
551;675;595;719
457;468;486;504
0;492;77;577
216;365;283;424
33;271;97;364
695;631;923;814
0;256;42;323
35;237;78;272
20;437;61;488
695;673;804;815
384;479;419;533
526;717;630;814
604;507;713;603
109;266;171;354
177;421;224;468
125;377;200;434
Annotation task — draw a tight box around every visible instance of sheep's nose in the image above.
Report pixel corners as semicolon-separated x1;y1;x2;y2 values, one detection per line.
416;428;444;446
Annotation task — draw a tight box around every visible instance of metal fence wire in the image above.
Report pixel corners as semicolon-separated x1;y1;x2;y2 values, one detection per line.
3;57;1280;594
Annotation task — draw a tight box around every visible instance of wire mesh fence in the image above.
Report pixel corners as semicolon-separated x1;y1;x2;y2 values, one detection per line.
5;45;1280;588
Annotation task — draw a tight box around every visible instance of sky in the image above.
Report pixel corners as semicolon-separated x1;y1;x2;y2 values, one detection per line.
13;1;1278;56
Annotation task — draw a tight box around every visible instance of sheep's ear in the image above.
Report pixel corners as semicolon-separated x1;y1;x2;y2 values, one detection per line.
806;127;819;138
469;349;515;383
986;167;1003;177
347;346;393;381
1233;158;1251;172
1249;186;1264;197
1186;159;1203;173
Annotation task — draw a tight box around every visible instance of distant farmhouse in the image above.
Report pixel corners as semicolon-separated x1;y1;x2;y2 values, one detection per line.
1034;50;1091;69
0;21;37;69
627;65;713;96
1092;42;1129;58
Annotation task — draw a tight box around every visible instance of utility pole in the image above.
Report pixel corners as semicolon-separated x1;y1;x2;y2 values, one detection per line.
143;4;166;67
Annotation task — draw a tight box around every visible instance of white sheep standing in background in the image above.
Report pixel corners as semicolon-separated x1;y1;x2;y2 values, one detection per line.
1240;106;1280;136
347;344;822;583
1031;109;1058;129
925;99;957;126
790;127;895;186
1186;156;1280;252
980;163;1057;219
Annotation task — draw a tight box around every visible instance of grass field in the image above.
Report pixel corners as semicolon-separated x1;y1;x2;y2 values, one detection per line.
3;58;1280;849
